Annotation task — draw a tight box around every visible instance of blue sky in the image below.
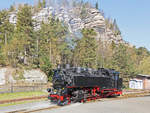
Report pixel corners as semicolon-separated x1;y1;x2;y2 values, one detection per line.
0;0;150;50
100;0;150;50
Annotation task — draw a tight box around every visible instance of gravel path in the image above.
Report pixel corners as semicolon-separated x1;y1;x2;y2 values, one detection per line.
0;96;150;113
0;100;55;113
36;96;150;113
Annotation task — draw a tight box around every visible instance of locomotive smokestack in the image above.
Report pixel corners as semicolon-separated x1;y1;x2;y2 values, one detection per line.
66;64;70;69
88;68;92;74
57;65;61;69
76;67;81;73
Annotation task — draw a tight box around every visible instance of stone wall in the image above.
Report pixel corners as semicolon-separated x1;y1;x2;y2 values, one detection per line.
0;67;48;86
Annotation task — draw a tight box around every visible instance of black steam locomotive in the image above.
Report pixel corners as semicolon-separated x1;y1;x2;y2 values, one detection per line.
47;66;122;106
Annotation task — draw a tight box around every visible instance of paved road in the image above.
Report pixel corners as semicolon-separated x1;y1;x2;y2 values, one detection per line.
36;96;150;113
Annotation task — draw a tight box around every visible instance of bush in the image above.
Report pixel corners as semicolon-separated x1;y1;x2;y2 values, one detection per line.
40;56;53;81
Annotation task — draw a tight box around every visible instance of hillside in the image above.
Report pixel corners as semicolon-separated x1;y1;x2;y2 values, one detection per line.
0;0;150;86
9;5;129;46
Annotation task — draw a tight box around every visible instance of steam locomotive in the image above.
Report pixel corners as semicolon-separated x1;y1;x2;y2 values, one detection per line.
47;66;122;106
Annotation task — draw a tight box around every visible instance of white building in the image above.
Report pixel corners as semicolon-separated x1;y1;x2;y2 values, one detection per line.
129;74;150;89
129;79;143;89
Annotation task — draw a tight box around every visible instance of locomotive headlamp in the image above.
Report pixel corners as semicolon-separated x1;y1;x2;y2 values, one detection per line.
47;88;51;92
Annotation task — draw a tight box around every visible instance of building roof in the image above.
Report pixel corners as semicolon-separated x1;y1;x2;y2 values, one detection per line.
137;74;150;78
130;79;143;82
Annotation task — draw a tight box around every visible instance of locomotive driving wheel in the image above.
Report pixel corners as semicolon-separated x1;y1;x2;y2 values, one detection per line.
57;97;71;106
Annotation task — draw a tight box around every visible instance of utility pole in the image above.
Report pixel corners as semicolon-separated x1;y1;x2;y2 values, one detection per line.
102;25;107;68
36;36;39;65
49;39;52;61
96;27;105;68
37;39;39;55
5;33;7;45
101;39;104;68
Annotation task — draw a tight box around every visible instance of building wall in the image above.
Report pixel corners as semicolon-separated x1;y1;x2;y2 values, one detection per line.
129;79;143;89
143;79;150;89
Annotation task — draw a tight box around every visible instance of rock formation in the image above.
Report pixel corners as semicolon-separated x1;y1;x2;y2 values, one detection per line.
9;5;130;46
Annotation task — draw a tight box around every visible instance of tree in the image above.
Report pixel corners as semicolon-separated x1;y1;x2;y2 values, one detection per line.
2;33;28;67
80;3;88;19
95;2;99;9
113;19;121;36
9;5;16;12
0;10;14;45
38;17;68;68
138;56;150;75
73;28;97;68
16;4;33;33
16;4;36;66
0;10;15;65
61;0;69;7
136;47;150;64
42;0;46;8
111;44;133;76
40;56;53;81
38;0;42;9
72;0;77;7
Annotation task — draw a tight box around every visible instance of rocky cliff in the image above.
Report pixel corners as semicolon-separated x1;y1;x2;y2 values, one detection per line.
9;6;129;46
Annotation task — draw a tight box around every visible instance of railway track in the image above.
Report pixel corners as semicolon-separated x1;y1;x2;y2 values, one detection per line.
0;96;47;104
6;91;150;113
6;106;60;113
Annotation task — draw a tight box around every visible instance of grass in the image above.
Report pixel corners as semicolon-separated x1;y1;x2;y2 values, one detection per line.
0;91;48;101
0;98;48;107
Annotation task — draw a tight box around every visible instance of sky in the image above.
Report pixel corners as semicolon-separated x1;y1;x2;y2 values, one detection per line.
0;0;150;50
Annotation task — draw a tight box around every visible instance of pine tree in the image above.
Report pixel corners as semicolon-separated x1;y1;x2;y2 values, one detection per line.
80;3;88;19
0;10;14;45
9;5;15;12
16;4;36;66
95;2;99;9
74;28;97;68
111;44;133;77
39;17;67;68
3;32;28;67
0;10;15;66
113;19;121;36
17;4;33;33
61;0;69;7
38;0;42;9
42;0;46;8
